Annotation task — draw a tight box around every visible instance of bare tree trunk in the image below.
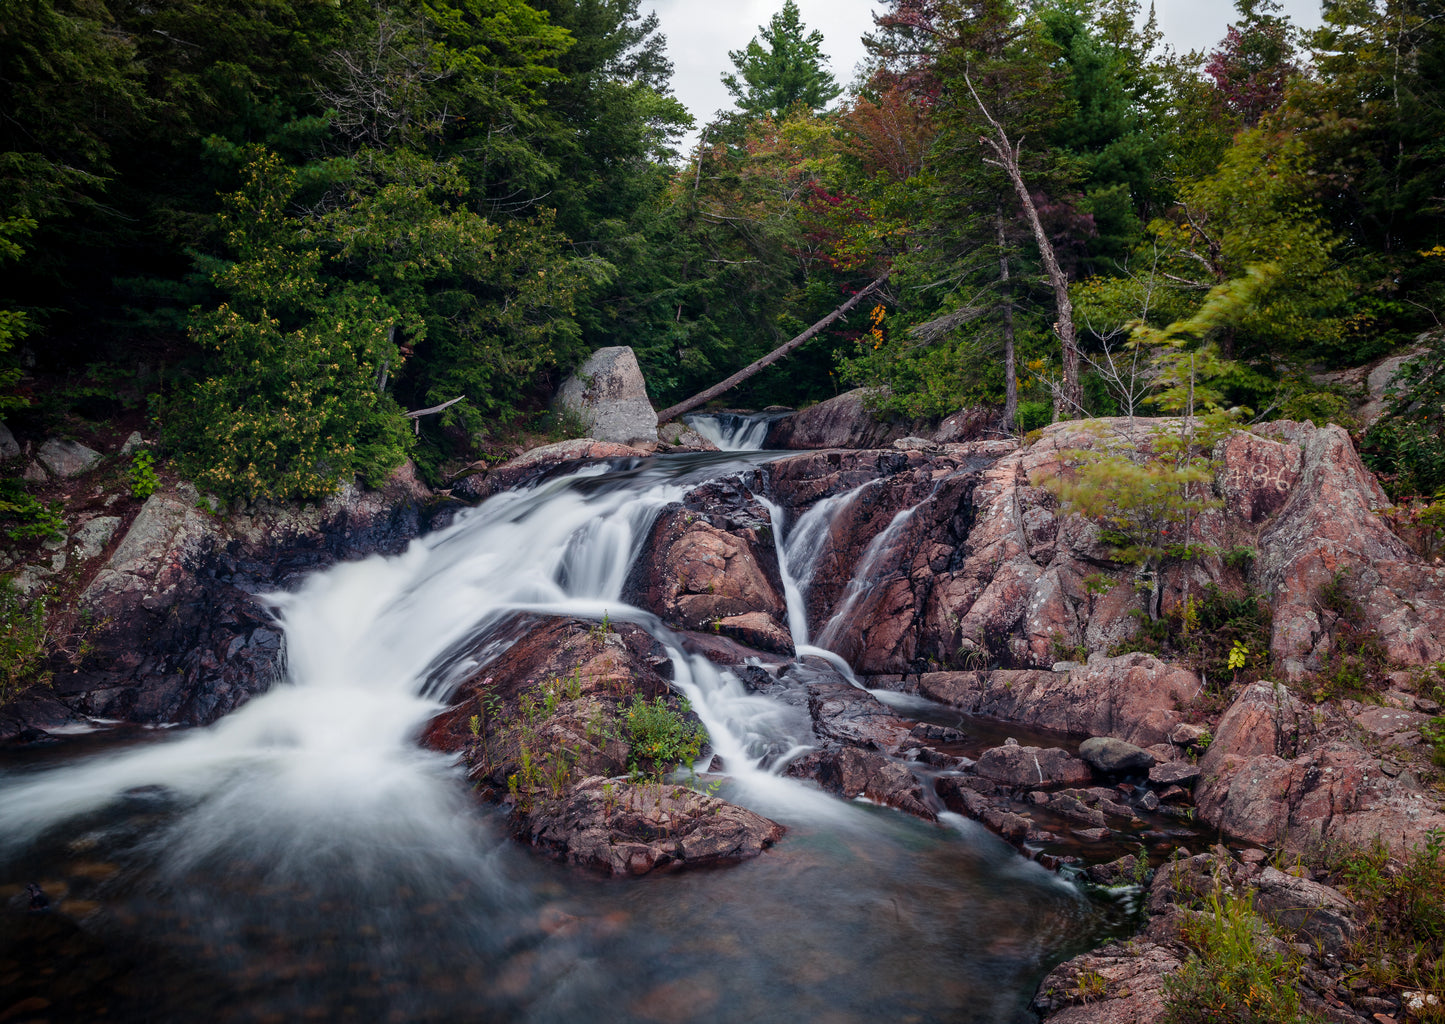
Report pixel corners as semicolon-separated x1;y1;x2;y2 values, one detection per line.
996;205;1018;433
655;274;890;425
965;70;1082;420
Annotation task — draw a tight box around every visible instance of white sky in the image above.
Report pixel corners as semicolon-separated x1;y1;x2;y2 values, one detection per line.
641;0;1327;150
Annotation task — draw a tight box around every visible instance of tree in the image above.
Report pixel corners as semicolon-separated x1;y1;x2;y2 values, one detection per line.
722;0;842;117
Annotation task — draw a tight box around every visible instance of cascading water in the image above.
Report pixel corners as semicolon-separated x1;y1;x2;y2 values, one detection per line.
682;412;780;451
0;450;1120;1024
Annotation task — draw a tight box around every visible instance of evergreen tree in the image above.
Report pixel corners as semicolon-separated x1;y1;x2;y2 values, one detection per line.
722;0;842;117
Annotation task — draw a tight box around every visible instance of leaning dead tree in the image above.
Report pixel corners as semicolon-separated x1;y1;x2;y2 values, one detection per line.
965;69;1082;420
655;273;891;425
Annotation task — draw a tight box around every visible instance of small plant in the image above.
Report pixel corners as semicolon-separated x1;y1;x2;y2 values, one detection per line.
625;694;706;782
1161;884;1323;1023
1422;717;1445;769
0;483;64;542
128;449;160;499
1;578;52;706
1074;969;1107;1003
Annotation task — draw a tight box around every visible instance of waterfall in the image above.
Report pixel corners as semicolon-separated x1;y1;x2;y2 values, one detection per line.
682;412;779;451
0;449;1111;1024
0;454;849;855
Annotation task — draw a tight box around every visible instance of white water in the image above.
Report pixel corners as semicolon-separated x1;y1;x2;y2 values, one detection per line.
683;412;776;451
815;495;929;651
0;456;864;859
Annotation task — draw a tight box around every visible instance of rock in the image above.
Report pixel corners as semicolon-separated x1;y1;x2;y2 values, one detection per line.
1253;866;1357;955
555;346;658;444
657;422;718;450
1354;342;1433;427
915;654;1199;748
624;499;789;647
42;473;432;730
1195;685;1445;857
764;389;922;450
0;421;18;459
1147;761;1202;787
806;682;915;754
974;744;1093;788
1251;420;1445;677
70;517;122;561
118;431;144;456
36;439;102;479
790;746;936;820
892;436;939;451
1032;940;1182;1023
22;460;46;483
483;438;652;496
1085;853;1143;886
520;775;784;876
1079;736;1157;774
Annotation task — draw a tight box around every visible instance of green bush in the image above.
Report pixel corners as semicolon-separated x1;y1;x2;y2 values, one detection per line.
1335;830;1445;1008
0;482;64;542
128;449;159;499
625;695;706;782
1;577;51;707
1162;885;1323;1024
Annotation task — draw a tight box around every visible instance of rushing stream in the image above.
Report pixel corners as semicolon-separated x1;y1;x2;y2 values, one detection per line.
0;447;1133;1023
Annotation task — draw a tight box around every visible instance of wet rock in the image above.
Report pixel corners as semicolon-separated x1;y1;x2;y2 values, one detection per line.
973;744;1093;788
806;682;916;754
555;346;658;444
1078;736;1157;774
624;503;789;647
656;422;718;451
37;439;102;479
520;776;783;876
764;388;932;450
39;467;433;730
1148;761;1201;787
788;746;935;820
1084;853;1144;886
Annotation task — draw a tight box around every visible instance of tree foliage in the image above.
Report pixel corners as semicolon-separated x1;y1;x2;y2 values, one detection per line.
722;0;842;118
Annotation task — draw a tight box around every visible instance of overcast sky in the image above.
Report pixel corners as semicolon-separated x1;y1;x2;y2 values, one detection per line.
641;0;1327;150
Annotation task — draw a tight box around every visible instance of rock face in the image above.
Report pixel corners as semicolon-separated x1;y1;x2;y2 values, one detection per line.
35;468;434;731
37;439;102;478
1194;681;1445;857
912;654;1199;748
479;437;653;497
763;389;998;450
623;475;792;653
555;346;658;444
757;418;1445;681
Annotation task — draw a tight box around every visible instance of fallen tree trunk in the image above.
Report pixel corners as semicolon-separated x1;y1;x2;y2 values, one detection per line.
655;273;890;425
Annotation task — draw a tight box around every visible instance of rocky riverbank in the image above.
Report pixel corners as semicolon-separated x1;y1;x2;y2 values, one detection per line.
5;410;1445;1019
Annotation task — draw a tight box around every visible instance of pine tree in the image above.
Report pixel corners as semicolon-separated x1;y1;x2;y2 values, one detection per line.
722;0;842;117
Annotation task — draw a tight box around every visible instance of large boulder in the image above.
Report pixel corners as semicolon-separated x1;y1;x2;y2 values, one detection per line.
37;438;102;478
555;346;658;444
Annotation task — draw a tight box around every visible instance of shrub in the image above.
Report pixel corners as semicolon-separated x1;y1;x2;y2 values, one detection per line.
1334;830;1445;1011
625;695;705;781
128;449;159;499
0;482;64;542
1;578;51;706
1162;885;1323;1024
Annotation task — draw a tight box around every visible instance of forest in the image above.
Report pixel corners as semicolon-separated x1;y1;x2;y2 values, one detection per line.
0;0;1442;508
